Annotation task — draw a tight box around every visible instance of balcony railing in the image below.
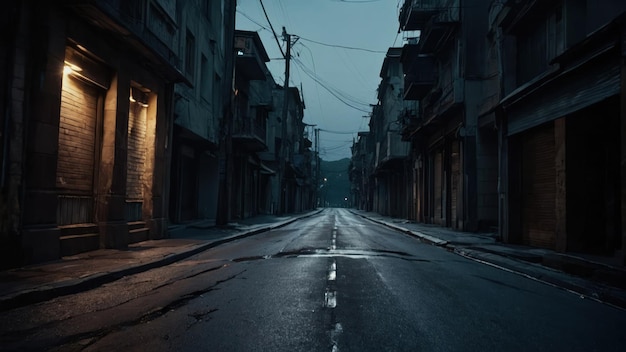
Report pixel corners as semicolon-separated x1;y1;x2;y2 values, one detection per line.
399;0;439;31
232;116;267;151
418;8;459;54
400;107;420;140
378;132;410;169
402;45;435;100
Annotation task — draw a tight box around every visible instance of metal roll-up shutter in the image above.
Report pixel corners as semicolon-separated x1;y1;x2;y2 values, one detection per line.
450;140;461;227
57;74;99;225
507;57;619;136
521;123;556;248
433;150;443;225
126;100;147;221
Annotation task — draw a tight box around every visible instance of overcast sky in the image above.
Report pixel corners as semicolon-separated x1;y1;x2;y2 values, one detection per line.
235;0;403;161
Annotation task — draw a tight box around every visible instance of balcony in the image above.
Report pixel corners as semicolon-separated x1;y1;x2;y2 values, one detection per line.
400;107;420;141
402;45;435;100
66;0;183;81
418;9;459;54
232;116;267;152
399;0;439;31
377;132;410;170
235;31;270;80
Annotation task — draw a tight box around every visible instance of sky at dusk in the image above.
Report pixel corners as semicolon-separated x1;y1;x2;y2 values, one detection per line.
235;0;404;161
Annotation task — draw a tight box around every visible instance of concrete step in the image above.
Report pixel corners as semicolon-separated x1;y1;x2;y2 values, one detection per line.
60;233;99;257
128;223;149;244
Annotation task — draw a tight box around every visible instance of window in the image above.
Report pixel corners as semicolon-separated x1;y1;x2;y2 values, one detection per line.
200;54;211;102
213;73;221;119
202;0;210;19
516;3;565;86
547;5;565;60
185;30;195;77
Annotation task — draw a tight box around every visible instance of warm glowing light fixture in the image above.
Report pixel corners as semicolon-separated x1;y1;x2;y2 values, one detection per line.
63;60;82;75
130;87;150;108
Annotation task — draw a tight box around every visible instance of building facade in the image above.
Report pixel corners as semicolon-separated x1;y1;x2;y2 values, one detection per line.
0;0;185;266
350;0;626;265
370;48;412;218
169;0;235;225
399;0;496;231
493;0;626;261
232;30;273;220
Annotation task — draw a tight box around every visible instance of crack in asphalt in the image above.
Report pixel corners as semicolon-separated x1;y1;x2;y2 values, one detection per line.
186;308;219;331
4;271;246;352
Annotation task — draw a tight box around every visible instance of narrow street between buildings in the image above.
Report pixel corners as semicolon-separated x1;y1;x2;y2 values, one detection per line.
1;208;625;351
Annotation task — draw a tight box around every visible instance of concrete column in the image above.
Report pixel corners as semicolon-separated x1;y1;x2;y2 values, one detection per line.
20;5;65;263
148;83;174;239
554;118;567;252
619;34;626;265
97;73;129;249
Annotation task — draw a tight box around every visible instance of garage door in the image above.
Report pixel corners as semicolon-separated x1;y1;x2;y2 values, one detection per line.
56;73;99;225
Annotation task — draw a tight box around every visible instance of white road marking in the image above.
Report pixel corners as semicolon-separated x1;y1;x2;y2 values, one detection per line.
324;290;337;308
328;260;337;281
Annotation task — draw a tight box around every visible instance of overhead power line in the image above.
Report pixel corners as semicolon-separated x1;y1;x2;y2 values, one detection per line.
292;57;372;113
259;0;285;58
319;129;357;135
237;10;269;31
298;36;387;54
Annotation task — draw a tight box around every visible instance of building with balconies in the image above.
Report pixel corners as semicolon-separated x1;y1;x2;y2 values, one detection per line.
0;0;189;266
231;30;273;219
369;48;411;218
169;0;235;226
492;0;626;264
399;0;495;231
273;87;311;214
350;132;374;212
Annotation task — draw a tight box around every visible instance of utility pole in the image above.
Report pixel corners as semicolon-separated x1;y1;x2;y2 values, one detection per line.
216;0;237;226
315;128;320;207
278;27;292;215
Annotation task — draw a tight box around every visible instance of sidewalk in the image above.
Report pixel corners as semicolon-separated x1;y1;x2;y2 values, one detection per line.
0;209;322;311
350;209;626;310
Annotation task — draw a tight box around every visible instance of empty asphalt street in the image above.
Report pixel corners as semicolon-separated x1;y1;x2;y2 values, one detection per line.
1;208;625;351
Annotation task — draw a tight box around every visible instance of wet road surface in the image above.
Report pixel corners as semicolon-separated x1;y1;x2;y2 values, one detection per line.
1;208;625;351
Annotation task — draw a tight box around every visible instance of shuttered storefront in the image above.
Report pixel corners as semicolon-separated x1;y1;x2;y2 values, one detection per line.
521;123;556;248
56;74;99;225
433;150;443;225
450;140;461;228
507;56;620;136
126;98;147;222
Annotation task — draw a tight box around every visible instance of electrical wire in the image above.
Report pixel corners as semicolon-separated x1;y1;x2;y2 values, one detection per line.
236;10;269;32
295;42;326;124
259;0;285;58
298;35;387;54
292;57;372;113
294;58;371;106
319;129;357;135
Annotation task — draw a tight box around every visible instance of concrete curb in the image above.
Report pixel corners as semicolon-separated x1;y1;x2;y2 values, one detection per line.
0;209;323;312
350;210;626;311
454;247;626;310
350;210;449;246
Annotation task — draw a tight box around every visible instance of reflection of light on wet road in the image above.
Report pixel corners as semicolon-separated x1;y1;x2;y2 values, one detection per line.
328;260;337;281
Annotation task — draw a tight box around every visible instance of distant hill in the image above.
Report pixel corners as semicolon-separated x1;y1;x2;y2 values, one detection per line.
319;158;351;207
